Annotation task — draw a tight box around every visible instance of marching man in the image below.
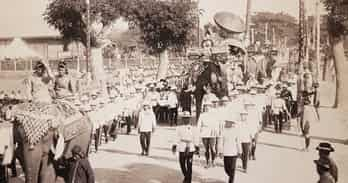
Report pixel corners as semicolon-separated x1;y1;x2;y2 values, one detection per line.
138;102;157;156
172;111;200;183
218;113;242;183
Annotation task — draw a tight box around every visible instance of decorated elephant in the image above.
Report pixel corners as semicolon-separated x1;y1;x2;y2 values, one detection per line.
185;56;229;120
12;100;93;183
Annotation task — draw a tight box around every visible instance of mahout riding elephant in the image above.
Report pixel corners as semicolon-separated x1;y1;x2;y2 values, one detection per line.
12;101;93;183
189;61;228;120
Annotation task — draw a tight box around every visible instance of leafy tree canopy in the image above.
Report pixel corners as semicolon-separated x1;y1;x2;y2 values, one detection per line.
45;0;197;55
121;0;197;55
44;0;127;48
322;0;348;38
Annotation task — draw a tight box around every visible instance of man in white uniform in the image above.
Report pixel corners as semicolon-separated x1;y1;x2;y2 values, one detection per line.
138;102;157;156
172;111;200;183
218;113;242;183
197;101;219;168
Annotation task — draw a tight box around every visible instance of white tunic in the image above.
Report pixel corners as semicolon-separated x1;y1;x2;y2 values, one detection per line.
175;125;200;152
220;127;242;157
138;110;157;132
197;112;219;138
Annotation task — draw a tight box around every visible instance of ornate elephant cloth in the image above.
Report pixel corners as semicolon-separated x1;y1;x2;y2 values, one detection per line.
12;100;84;147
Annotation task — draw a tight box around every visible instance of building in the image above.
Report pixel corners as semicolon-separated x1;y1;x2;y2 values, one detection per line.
0;0;85;72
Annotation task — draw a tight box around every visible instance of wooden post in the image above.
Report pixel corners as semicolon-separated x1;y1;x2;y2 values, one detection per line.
265;22;268;43
244;0;252;73
76;42;80;72
251;28;255;45
315;0;321;80
86;0;91;73
272;27;275;45
14;59;17;72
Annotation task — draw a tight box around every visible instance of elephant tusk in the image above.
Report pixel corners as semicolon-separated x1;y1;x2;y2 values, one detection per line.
52;133;65;160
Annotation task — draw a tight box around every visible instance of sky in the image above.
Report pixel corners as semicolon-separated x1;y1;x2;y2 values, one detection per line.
0;0;326;38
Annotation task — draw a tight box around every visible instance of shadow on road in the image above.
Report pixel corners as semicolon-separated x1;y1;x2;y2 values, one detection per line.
259;141;302;151
94;163;225;183
262;128;348;145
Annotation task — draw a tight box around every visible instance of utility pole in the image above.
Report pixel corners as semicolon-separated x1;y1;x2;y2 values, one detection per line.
272;27;275;46
315;0;321;80
265;22;268;44
299;0;307;72
244;0;252;74
86;0;91;74
196;0;200;48
251;28;255;45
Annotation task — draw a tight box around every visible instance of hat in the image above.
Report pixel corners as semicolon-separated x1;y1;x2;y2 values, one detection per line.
243;98;255;106
239;108;248;115
142;101;151;107
58;61;67;68
34;61;45;70
225;113;240;124
221;96;229;102
203;100;213;106
229;90;239;96
71;145;84;158
314;159;330;170
249;89;257;95
214;12;245;33
316;142;335;152
74;101;82;106
224;39;246;54
182;111;191;118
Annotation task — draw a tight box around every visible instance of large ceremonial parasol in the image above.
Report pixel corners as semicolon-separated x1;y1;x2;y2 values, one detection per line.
214;12;245;34
0;38;43;60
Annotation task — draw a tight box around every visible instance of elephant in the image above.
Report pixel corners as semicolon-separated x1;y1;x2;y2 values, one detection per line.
12;102;93;183
188;61;228;121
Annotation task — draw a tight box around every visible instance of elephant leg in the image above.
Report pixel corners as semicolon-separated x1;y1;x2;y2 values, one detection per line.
195;94;203;124
103;125;109;143
39;153;56;183
23;144;42;183
15;145;25;175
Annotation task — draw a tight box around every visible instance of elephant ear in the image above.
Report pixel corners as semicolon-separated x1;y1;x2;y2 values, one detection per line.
51;133;65;160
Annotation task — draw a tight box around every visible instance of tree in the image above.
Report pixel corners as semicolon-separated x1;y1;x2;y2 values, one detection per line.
122;0;197;80
44;0;127;94
322;0;348;110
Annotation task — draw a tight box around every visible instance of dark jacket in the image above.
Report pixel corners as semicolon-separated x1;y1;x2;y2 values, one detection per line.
318;172;335;183
68;158;95;183
320;156;338;182
179;90;192;111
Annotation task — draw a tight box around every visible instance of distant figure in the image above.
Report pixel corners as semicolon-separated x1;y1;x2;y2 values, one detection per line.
314;158;335;183
179;84;193;115
137;102;157;156
54;61;75;99
0;90;4;100
271;92;290;133
316;143;338;182
24;61;54;103
67;145;95;183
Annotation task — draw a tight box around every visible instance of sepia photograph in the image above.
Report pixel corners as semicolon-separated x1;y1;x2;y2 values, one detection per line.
0;0;347;182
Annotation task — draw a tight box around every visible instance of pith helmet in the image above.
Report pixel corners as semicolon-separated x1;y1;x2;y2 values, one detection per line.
214;12;245;33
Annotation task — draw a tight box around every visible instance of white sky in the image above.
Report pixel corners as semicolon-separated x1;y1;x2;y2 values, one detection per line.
0;0;326;37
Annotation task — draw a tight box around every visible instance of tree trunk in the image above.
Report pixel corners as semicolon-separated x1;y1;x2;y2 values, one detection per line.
322;56;328;81
90;47;107;96
332;36;348;111
156;49;169;80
